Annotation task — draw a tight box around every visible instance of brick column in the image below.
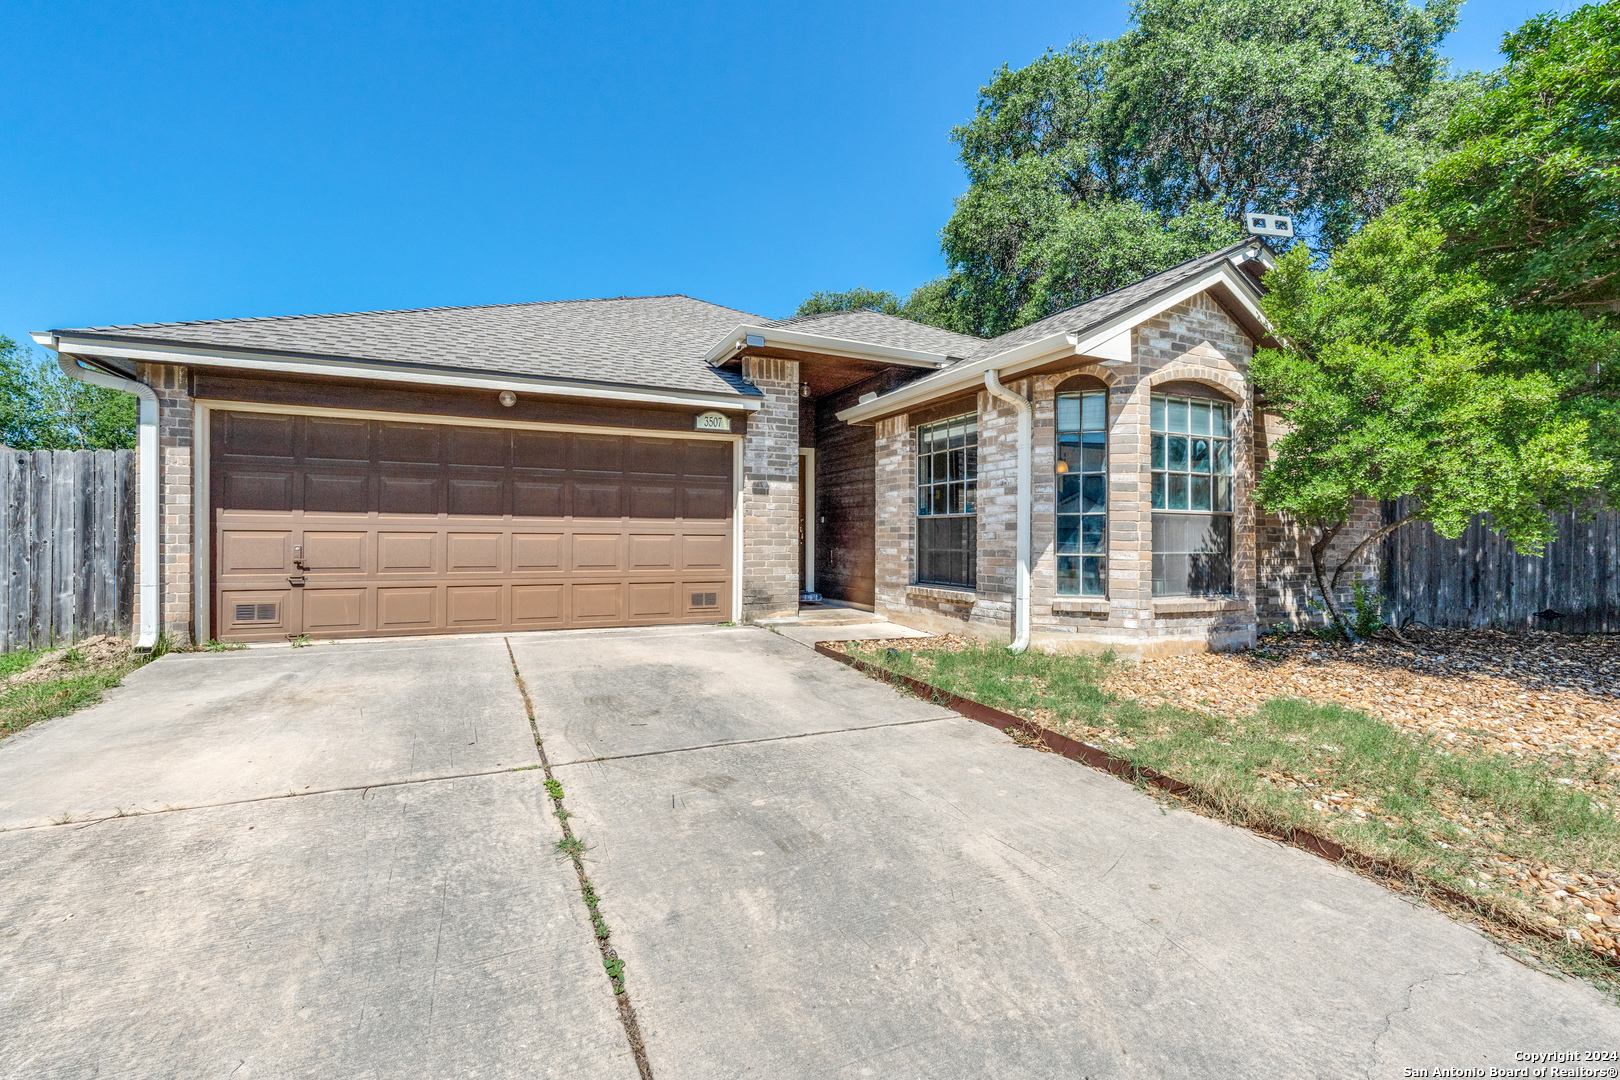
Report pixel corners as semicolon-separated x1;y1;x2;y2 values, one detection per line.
136;363;195;646
739;356;800;620
971;384;1018;634
873;414;913;615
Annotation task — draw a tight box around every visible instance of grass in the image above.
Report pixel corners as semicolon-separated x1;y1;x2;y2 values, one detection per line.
0;631;252;742
845;639;1620;987
0;648;45;681
0;650;144;741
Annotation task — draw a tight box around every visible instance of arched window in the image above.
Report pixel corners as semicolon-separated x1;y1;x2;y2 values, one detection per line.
1150;386;1234;596
1055;377;1107;596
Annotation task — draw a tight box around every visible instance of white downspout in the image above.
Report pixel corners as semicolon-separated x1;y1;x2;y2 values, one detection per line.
56;354;160;650
984;369;1031;652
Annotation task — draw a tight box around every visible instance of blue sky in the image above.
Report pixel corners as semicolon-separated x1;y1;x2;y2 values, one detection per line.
0;0;1562;344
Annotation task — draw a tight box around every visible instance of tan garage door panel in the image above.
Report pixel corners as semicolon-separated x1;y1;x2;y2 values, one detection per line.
212;412;733;641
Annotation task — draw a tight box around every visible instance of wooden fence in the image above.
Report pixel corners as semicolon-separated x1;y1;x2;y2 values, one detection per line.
0;448;136;651
1381;498;1620;634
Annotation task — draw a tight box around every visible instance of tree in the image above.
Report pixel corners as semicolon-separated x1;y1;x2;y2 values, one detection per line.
938;170;1240;337
1420;2;1620;314
0;336;136;450
936;0;1467;337
793;288;908;319
1250;211;1612;638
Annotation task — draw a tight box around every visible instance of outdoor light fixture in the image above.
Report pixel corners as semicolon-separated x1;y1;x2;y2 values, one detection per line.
1055;460;1069;473
499;390;517;407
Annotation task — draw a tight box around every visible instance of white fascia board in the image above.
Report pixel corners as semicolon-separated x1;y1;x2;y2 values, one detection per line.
46;335;762;412
702;323;954;368
836;261;1269;423
833;331;1075;422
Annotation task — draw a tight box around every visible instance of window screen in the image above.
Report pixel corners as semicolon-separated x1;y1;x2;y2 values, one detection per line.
1055;389;1107;596
1151;394;1234;597
915;413;977;588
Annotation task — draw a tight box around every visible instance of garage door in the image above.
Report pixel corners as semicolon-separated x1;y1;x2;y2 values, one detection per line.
210;411;734;642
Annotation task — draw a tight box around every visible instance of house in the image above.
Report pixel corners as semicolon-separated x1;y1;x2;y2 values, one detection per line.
33;239;1375;654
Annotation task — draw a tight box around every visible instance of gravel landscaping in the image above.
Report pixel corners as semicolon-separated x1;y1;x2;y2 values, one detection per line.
833;629;1620;989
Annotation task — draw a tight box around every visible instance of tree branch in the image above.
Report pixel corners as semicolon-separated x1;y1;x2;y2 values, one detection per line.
1328;514;1417;594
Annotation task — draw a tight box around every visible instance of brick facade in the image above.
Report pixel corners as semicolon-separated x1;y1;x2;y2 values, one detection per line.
871;292;1377;655
136;363;195;646
1255;405;1382;629
739;356;801;620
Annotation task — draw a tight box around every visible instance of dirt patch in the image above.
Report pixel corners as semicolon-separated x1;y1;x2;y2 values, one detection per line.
1105;628;1620;763
854;628;1620;763
4;636;134;689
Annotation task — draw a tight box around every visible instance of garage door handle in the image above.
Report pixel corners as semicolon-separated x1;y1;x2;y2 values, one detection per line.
288;575;306;587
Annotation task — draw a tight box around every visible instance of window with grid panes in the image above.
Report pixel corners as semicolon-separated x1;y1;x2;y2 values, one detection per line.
1150;393;1234;596
915;413;977;588
1055;387;1107;595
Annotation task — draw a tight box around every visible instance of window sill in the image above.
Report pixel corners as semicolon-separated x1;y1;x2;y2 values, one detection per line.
1051;598;1110;614
907;584;976;605
1151;597;1250;615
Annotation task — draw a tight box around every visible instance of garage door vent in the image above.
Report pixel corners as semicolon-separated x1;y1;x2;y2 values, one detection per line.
691;592;718;609
235;603;279;623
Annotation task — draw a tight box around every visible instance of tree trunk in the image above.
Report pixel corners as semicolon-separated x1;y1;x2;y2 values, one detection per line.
1308;520;1352;640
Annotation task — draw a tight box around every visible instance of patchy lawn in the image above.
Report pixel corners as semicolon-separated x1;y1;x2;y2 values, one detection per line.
0;635;144;741
837;632;1620;990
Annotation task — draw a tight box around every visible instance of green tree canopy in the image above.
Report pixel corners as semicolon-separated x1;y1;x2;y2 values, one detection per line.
793;288;908;318
1419;2;1620;314
0;337;136;450
1251;209;1615;636
930;0;1465;338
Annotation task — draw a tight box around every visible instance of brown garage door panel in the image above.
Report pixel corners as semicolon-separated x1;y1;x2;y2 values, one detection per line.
212;409;734;641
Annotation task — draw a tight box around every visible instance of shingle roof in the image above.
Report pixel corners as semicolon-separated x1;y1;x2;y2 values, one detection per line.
765;310;985;358
57;294;769;398
965;241;1262;360
54;241;1265;402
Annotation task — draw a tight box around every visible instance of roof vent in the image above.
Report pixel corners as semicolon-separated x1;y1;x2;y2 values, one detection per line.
858;392;878;405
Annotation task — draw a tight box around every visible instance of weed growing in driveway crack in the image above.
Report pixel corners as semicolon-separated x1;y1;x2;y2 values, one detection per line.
505;637;652;1080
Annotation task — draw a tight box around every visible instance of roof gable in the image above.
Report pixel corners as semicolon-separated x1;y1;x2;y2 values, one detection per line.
965;241;1264;361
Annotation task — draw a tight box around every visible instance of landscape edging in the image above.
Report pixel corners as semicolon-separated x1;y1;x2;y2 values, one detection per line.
814;639;1592;963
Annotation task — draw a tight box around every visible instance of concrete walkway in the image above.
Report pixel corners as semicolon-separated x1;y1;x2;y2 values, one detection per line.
2;626;1617;1079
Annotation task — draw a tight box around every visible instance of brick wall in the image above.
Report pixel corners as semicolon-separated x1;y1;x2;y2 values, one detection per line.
1254;408;1381;627
740;356;801;620
873;414;915;619
136;362;195;646
870;292;1274;655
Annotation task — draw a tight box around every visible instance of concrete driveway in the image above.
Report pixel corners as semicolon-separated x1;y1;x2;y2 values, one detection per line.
2;626;1617;1078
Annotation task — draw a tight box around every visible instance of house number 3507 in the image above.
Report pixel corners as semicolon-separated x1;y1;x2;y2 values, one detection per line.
694;412;731;432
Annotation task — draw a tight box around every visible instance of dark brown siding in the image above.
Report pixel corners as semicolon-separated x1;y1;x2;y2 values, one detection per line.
192;368;750;436
813;368;923;605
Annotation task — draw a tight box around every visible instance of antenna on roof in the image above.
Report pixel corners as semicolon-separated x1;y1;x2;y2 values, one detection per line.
1245;212;1294;239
